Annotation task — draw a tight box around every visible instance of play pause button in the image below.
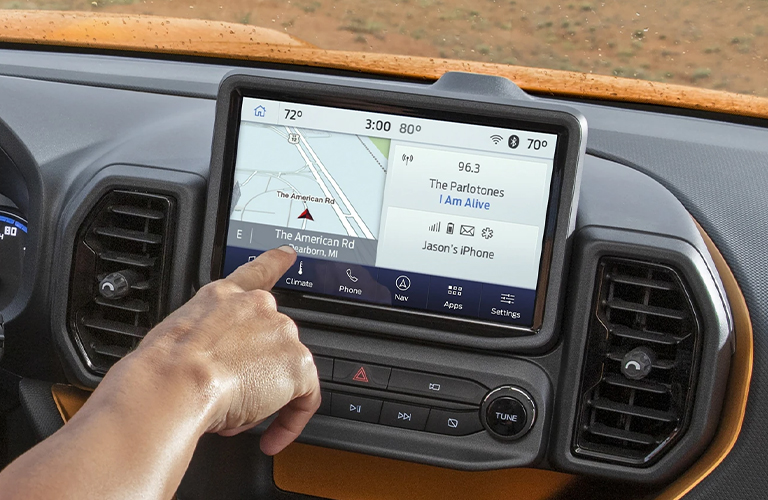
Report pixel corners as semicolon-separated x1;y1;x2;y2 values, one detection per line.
380;402;430;430
330;394;382;423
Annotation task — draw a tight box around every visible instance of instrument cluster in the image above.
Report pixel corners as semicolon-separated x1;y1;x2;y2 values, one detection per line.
0;204;27;311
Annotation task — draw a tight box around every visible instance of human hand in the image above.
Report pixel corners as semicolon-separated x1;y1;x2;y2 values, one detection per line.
132;246;320;455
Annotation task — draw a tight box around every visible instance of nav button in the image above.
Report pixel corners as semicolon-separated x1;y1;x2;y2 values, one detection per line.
377;269;429;308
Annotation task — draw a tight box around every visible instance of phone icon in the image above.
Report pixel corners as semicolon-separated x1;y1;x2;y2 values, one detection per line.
346;269;359;283
447;222;454;235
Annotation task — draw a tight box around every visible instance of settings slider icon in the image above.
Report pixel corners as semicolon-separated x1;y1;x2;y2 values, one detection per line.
481;227;493;239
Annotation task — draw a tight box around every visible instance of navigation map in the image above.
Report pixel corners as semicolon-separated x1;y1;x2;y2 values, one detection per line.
231;122;389;239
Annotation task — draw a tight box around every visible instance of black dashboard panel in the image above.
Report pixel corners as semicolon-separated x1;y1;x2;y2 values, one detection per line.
2;47;767;497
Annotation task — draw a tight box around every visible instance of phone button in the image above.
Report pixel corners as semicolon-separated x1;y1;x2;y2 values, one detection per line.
323;263;390;304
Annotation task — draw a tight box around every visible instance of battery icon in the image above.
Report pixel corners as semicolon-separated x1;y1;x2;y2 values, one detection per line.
446;222;455;235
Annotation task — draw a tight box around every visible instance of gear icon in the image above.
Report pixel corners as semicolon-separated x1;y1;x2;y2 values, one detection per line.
482;227;493;239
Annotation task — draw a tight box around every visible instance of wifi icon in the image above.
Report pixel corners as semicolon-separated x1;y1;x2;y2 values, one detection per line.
490;134;503;144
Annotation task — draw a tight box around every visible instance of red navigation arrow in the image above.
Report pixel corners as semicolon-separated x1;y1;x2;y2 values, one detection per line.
297;208;314;221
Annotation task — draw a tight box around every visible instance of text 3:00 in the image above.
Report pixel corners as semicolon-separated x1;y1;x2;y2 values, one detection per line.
365;119;391;132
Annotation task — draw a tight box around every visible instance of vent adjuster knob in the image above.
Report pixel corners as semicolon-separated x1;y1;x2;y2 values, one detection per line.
621;346;656;380
99;269;142;300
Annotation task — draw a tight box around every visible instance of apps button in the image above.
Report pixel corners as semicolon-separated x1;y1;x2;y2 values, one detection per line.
426;276;481;317
377;269;429;308
324;262;390;304
478;284;536;326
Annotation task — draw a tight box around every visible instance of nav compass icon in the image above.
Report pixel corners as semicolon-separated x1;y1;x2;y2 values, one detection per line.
395;275;411;291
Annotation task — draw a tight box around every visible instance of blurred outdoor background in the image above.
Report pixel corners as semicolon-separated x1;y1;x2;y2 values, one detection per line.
3;0;767;96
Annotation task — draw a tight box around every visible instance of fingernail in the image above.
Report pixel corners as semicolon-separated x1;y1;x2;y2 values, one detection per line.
277;245;295;254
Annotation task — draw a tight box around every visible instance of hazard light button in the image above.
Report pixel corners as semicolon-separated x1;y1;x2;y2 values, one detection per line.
333;360;392;389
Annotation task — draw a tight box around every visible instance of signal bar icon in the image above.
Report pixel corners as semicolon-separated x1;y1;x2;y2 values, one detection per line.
490;134;503;144
428;221;441;232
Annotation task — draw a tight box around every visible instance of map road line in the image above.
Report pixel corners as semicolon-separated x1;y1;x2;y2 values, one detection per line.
296;129;375;239
286;126;357;237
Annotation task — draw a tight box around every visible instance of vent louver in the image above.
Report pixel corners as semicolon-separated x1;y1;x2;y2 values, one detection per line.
574;258;700;466
68;190;175;374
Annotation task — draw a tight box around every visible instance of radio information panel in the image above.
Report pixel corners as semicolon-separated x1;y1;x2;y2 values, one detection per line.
221;95;561;329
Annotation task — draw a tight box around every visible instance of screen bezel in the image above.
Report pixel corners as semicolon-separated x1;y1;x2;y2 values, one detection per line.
206;72;583;345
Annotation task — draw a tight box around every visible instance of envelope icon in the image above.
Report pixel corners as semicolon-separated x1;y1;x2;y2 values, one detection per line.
459;225;475;236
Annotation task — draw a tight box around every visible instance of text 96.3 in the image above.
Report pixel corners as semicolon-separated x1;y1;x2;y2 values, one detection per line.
458;161;480;173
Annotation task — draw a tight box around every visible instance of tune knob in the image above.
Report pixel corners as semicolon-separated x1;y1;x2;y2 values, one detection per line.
481;386;536;440
98;270;142;299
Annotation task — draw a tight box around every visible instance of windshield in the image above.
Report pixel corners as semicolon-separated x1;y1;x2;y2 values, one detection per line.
3;0;766;96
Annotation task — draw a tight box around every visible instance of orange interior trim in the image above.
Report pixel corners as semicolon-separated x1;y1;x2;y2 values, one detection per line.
2;11;768;120
274;444;576;500
51;383;91;422
653;222;754;500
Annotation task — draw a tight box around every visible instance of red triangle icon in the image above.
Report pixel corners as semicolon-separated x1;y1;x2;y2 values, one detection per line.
297;208;314;221
352;366;369;383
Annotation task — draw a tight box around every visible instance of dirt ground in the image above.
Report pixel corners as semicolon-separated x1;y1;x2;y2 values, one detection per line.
4;0;768;96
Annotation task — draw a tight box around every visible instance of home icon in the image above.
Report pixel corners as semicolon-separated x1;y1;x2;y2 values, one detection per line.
254;105;266;118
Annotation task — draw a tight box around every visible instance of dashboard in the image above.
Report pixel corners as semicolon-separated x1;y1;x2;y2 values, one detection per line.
0;44;765;500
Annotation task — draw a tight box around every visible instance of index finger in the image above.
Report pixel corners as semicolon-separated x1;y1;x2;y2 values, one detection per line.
225;246;297;291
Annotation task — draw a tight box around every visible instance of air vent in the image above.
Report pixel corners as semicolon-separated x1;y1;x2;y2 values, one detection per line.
574;258;700;466
68;190;176;374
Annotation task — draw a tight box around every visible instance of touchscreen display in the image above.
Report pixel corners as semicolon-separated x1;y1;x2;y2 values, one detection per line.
222;97;560;327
